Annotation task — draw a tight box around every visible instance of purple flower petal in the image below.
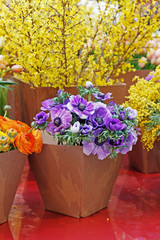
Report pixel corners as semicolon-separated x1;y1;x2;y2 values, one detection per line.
41;99;56;111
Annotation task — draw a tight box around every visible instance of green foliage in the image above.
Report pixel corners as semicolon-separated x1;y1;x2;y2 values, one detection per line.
0;87;7;116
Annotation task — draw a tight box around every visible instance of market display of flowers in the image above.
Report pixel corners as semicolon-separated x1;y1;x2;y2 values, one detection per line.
32;82;138;160
0;108;43;154
124;66;160;150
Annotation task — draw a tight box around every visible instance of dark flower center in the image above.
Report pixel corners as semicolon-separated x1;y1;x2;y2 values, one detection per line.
98;93;105;99
38;115;44;120
94;137;105;146
109;139;121;146
54;117;62;127
95;117;103;125
78;103;86;111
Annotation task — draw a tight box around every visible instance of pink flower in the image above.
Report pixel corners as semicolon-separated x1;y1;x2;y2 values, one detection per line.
138;57;147;68
11;65;23;72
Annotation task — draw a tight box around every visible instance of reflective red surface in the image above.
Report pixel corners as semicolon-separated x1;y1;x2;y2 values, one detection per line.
1;155;160;240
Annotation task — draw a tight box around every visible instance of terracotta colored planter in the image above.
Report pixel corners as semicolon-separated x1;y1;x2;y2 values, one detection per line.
7;79;126;125
128;140;160;174
0;150;27;224
29;142;123;218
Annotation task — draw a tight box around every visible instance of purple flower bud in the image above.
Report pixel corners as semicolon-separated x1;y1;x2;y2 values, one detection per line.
85;81;93;89
118;111;126;121
108;101;116;106
58;89;63;95
93;92;112;101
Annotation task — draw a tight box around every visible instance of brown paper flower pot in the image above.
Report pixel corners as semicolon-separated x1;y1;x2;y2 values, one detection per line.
128;140;160;174
29;144;123;218
7;80;126;125
0;150;27;224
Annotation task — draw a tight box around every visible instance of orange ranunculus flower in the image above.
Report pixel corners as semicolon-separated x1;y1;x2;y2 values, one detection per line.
0;118;30;133
14;120;31;132
0;120;21;133
31;129;43;153
14;132;35;155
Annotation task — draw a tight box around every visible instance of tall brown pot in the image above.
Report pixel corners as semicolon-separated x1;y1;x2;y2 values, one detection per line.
29;141;123;218
0;150;27;224
128;140;160;174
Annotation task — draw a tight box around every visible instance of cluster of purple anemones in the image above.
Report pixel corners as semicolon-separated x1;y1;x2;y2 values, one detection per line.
33;88;138;160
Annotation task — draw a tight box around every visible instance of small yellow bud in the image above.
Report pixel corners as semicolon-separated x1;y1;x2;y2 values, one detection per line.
6;128;17;138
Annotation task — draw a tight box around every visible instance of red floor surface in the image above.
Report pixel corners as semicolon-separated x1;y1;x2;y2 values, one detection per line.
1;155;160;240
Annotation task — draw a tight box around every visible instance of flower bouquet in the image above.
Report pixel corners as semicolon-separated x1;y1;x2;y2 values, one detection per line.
0;106;42;224
29;82;138;218
124;67;160;173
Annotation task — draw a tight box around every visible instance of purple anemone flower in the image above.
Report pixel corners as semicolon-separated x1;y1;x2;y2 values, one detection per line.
118;111;126;121
92;92;112;101
105;118;126;131
80;124;93;135
46;108;72;135
118;130;138;154
67;95;95;119
82;129;110;160
33;111;49;125
126;107;137;120
88;106;111;129
41;99;57;111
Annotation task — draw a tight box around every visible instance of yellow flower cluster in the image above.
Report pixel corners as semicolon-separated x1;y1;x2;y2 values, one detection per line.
0;0;160;88
124;67;160;150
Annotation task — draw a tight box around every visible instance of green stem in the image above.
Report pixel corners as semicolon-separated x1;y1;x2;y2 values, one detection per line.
28;127;33;133
4;110;7;117
88;90;91;101
0;68;11;77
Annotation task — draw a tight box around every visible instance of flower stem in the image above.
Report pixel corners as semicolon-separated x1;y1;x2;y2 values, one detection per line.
3;110;7;117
